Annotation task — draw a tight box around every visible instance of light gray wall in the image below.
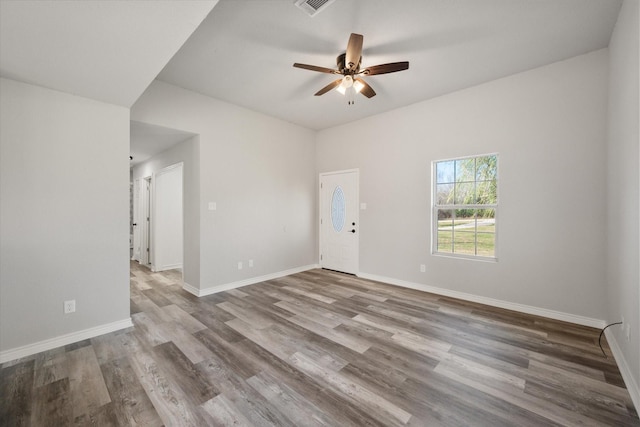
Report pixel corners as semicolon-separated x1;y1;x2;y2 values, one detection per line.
0;77;130;352
133;136;200;287
132;81;317;291
606;0;639;395
317;50;609;319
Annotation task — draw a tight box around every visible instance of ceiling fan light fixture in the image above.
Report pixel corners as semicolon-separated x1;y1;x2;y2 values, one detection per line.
336;85;346;95
353;79;364;93
341;75;353;88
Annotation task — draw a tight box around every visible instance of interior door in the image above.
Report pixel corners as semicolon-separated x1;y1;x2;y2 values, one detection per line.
320;170;359;274
141;177;152;266
132;178;141;261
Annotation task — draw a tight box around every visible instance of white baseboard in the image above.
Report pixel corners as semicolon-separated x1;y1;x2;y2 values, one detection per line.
0;318;133;364
357;272;606;329
182;281;199;296
154;263;183;272
183;264;320;297
605;328;640;413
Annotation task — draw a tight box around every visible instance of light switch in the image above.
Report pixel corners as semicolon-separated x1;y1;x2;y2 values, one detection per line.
208;202;217;211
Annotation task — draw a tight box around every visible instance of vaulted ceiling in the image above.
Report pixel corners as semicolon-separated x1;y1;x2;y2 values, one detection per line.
0;0;623;158
0;0;217;107
158;0;622;130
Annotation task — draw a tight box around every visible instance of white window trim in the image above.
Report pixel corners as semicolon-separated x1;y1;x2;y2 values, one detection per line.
431;153;499;262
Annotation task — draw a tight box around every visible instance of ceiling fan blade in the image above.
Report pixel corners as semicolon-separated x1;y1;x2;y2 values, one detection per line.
362;61;409;76
293;63;338;74
314;78;343;96
345;33;363;71
355;78;376;98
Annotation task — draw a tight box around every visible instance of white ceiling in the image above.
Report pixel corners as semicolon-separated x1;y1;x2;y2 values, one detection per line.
0;0;217;107
158;0;622;130
0;0;623;159
130;121;195;167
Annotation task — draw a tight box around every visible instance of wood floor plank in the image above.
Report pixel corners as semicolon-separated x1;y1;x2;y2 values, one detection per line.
286;314;372;353
190;308;247;343
195;356;298;427
2;262;639;426
152;341;218;405
127;348;209;426
32;347;69;388
234;337;391;427
30;377;71;426
65;345;111;421
0;360;35;426
100;356;163;426
290;350;412;426
161;321;214;364
193;327;262;380
218;300;274;329
430;364;601;426
275;299;345;328
161;304;208;333
200;393;254;427
90;329;142;366
246;370;338;427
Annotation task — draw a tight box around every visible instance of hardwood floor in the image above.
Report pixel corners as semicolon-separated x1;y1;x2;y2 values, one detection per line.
1;261;638;426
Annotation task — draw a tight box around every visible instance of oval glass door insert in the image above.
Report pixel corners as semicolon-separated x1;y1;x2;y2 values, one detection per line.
331;186;346;232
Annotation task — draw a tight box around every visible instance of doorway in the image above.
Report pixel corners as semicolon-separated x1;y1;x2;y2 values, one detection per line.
133;177;152;267
132;164;183;273
319;169;359;274
152;163;183;272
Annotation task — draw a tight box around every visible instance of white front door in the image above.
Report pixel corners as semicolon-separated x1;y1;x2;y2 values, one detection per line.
320;170;359;274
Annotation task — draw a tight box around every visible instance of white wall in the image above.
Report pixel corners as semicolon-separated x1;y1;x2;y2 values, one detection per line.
133;137;200;287
153;163;183;271
132;81;317;292
317;50;609;321
0;78;130;357
606;0;640;404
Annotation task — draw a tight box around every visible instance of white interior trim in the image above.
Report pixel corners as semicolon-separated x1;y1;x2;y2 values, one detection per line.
605;328;640;413
358;272;605;329
154;263;183;272
183;264;320;297
0;318;133;364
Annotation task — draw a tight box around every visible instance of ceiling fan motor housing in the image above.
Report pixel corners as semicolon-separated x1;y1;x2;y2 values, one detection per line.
337;53;360;74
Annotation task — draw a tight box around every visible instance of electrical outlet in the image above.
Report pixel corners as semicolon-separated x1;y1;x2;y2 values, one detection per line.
420;264;426;273
237;261;243;270
64;300;76;314
249;259;254;268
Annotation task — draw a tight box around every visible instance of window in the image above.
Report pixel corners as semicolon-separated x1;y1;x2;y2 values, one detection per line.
433;154;498;259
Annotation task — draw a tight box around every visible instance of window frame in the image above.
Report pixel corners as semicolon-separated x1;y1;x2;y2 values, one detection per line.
431;153;498;261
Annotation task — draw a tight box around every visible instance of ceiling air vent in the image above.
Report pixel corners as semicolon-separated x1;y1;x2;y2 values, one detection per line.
295;0;337;17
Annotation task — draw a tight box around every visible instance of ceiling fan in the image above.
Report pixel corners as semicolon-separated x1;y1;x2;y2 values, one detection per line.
293;33;409;104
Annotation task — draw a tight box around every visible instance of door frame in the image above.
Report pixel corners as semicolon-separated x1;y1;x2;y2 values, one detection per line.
319;169;360;274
